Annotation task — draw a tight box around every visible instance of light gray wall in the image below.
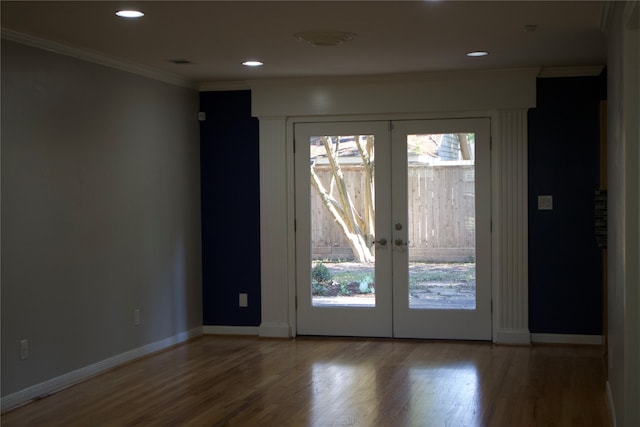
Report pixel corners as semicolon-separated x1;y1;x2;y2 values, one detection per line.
1;40;202;397
606;2;640;426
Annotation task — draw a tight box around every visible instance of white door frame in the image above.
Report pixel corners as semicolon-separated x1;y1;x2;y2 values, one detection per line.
252;69;536;343
293;117;493;339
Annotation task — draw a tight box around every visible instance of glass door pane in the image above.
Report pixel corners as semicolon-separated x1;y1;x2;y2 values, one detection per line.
407;133;476;310
295;121;392;337
392;119;491;340
310;134;376;308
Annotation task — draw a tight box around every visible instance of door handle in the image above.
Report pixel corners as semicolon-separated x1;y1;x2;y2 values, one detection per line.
395;238;409;246
373;238;387;246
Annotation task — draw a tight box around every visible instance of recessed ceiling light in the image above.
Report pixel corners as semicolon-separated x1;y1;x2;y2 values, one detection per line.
115;10;144;18
242;61;264;67
466;51;489;57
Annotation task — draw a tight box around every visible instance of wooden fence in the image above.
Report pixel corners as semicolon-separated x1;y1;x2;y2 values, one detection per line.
311;163;475;262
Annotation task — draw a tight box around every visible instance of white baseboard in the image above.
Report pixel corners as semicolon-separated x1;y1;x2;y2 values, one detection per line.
606;381;617;427
494;330;531;345
531;333;603;345
202;325;259;336
259;321;291;338
0;327;203;412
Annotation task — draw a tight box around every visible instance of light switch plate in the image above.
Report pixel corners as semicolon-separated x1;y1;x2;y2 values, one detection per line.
538;195;553;210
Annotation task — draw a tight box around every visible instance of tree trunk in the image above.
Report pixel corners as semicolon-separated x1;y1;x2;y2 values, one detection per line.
458;133;472;160
311;168;374;263
310;135;375;263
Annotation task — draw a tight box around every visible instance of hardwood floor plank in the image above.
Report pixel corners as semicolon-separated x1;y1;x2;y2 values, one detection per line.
1;336;611;427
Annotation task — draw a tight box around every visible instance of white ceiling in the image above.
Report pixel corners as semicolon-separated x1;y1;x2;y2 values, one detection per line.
1;1;607;86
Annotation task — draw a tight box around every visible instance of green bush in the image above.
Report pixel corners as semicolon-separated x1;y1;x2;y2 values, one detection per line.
312;281;328;296
339;283;350;296
312;263;332;283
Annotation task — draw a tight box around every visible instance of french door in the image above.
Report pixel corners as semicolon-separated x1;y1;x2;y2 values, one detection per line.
295;118;491;340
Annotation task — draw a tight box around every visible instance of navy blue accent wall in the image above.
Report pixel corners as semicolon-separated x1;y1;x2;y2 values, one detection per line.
200;91;261;326
528;74;606;334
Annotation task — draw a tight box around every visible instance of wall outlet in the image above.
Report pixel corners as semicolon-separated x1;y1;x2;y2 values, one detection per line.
134;309;140;325
20;339;29;360
537;195;553;210
239;293;248;307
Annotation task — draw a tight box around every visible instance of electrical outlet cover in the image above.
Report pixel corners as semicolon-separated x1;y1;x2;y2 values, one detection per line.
538;195;553;210
20;339;29;360
239;293;248;307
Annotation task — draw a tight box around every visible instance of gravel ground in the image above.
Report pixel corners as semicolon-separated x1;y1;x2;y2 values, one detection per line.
314;262;476;309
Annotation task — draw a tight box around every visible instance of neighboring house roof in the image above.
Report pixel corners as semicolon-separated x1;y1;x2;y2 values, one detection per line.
310;134;462;164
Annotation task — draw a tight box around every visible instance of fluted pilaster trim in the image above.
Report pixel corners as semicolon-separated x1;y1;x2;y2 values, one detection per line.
494;110;530;344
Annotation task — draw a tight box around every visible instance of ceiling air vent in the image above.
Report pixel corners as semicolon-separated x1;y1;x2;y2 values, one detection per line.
294;30;357;47
169;59;193;65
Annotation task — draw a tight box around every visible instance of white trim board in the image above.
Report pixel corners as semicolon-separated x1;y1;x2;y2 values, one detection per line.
202;326;259;336
259;322;291;338
538;65;605;78
251;68;538;117
199;81;251;92
531;333;603;345
606;381;617;427
0;327;203;412
494;330;532;345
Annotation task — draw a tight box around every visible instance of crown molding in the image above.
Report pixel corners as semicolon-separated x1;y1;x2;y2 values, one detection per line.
201;67;541;94
1;28;196;90
625;0;639;30
601;1;615;35
538;65;605;78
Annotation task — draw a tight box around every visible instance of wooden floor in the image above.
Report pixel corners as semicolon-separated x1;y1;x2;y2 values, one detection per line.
2;336;611;427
